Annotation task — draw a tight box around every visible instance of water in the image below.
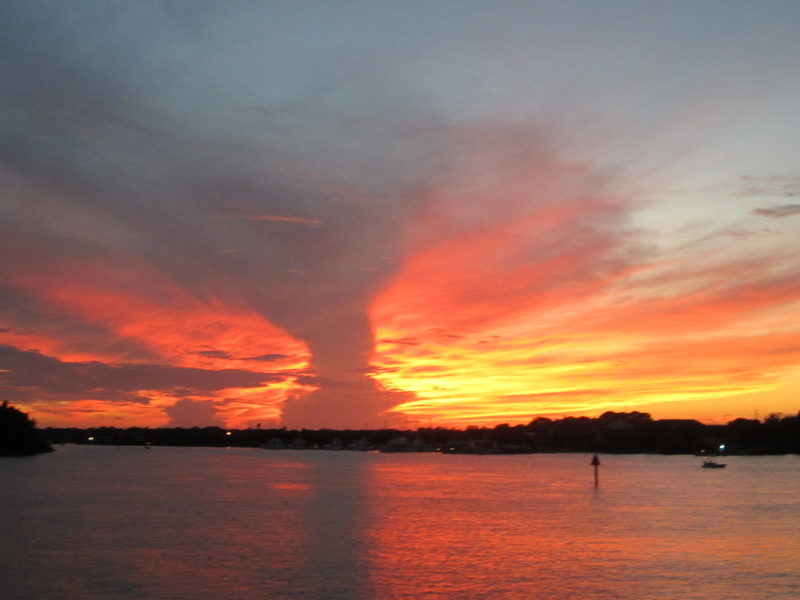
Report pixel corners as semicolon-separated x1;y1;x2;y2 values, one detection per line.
1;446;798;599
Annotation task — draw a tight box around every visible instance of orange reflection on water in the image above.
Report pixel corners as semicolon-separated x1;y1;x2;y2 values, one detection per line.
360;454;800;599
4;448;798;599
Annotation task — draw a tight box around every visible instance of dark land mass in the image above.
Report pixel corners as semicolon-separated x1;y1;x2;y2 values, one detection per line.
0;401;53;456
42;411;800;455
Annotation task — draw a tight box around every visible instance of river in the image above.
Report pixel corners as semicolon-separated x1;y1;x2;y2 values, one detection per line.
1;445;798;599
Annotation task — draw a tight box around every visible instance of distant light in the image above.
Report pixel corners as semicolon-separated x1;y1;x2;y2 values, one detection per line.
226;431;232;436
88;436;94;441
719;444;726;451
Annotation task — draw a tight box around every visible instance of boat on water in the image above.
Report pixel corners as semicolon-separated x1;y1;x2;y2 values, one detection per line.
701;458;726;468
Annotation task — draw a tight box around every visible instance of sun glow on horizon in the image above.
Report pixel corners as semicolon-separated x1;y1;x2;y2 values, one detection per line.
368;193;800;427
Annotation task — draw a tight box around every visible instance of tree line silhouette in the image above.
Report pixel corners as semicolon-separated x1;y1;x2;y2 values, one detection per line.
38;410;800;455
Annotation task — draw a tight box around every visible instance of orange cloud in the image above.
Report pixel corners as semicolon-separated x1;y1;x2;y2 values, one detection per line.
372;283;800;426
0;252;312;428
5;255;307;367
369;132;800;427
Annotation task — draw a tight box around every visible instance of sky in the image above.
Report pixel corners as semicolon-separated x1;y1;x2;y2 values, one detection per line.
2;1;800;429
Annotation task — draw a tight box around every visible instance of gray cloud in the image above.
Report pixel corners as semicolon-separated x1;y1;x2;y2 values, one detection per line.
0;345;284;403
752;204;800;219
193;349;289;362
0;282;164;363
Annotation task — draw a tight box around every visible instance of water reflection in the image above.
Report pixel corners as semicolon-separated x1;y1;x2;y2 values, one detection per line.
361;453;800;599
362;454;597;598
132;449;375;600
293;452;374;600
1;448;799;599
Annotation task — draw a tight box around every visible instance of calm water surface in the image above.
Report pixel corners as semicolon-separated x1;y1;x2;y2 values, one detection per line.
1;446;798;599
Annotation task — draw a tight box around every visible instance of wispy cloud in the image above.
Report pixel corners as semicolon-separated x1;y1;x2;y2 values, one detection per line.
737;176;800;199
752;204;800;219
224;214;323;226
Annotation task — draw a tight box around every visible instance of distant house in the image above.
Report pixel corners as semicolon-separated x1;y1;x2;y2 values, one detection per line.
604;419;635;432
441;439;498;454
379;437;434;452
657;419;704;428
325;438;344;450
348;437;372;451
260;437;285;450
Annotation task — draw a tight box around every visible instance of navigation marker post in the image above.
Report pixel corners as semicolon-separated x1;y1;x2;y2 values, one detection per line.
591;454;601;488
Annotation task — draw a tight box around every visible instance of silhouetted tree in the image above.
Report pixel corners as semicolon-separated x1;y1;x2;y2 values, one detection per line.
36;409;800;454
0;401;53;456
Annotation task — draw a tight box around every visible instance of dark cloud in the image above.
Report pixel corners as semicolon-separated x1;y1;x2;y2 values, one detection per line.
281;379;413;430
194;349;290;362
380;337;421;346
752;204;800;219
0;345;284;403
164;398;225;428
194;350;233;360
0;282;163;363
245;354;290;362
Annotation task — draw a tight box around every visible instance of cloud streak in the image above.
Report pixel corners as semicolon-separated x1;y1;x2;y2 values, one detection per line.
752;205;800;219
0;345;285;395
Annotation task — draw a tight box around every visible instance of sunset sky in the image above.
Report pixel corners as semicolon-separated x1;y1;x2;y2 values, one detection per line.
2;1;799;429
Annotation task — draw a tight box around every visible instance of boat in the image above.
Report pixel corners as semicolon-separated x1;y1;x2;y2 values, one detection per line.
701;458;726;468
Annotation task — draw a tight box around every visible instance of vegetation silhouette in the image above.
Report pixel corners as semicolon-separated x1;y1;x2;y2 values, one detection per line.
0;401;53;456
42;410;800;455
